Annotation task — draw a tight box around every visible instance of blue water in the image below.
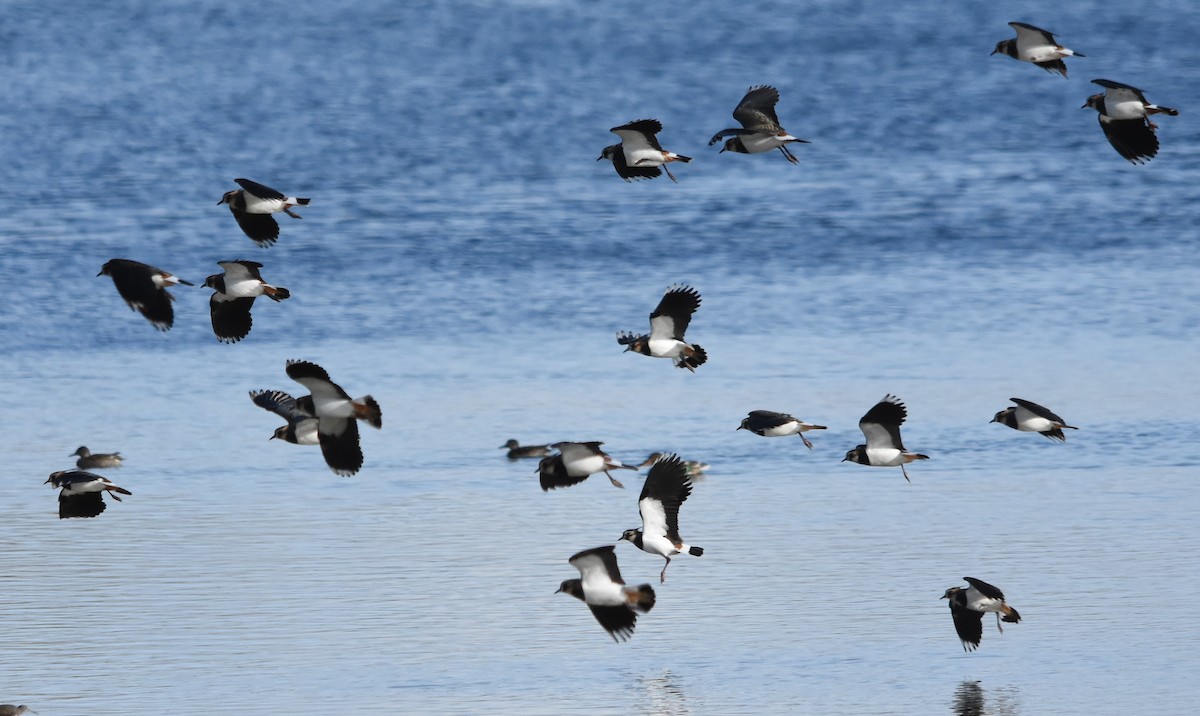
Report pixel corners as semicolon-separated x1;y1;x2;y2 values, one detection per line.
1;1;1198;714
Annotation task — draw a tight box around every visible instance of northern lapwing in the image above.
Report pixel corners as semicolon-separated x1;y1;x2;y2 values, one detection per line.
600;119;692;183
98;259;193;331
842;394;929;482
619;454;704;583
500;439;552;460
45;470;131;519
708;86;809;164
556;545;656;642
285;360;381;476
991;22;1084;78
249;389;319;445
942;577;1022;652
1084;79;1178;164
637;452;710;476
616;285;707;372
203;260;291;343
738;410;828;449
218;178;311;247
992;397;1078;441
538;441;636;491
71;446;123;470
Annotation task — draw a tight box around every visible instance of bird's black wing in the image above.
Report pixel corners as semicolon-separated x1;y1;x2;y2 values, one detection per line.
732;85;783;131
963;576;1007;600
210;295;255;343
649;285;701;340
234;178;286;201
230;208;281;247
949;599;984;651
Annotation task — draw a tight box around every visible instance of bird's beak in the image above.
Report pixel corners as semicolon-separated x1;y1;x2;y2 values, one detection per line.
840;456;849;462
268;434;277;441
96;269;104;276
719;146;727;154
1080;102;1089;109
735;425;744;431
989;48;998;56
596;154;604;161
554;586;563;594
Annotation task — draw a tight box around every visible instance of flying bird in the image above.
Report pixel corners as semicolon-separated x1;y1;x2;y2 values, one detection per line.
616;285;707;372
992;397;1078;441
71;446;123;469
942;577;1022;652
991;22;1084;78
203;260;291;343
45;470;132;519
842;394;929;482
500;439;552;460
538;441;636;491
98;259;193;331
620;454;704;583
285;360;381;476
1083;79;1178;164
737;410;827;449
249;389;319;445
218;178;311;247
708;85;809;164
599;119;692;183
556;545;656;642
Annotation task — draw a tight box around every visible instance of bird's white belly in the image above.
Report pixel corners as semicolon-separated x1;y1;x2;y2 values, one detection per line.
223;278;264;298
865;447;903;467
762;422;800;437
583;581;626;607
622;146;664;167
641;533;679;558
564;454;605;476
741;133;785;153
647;338;685;358
242;195;288;214
1106;99;1146;120
313;396;355;418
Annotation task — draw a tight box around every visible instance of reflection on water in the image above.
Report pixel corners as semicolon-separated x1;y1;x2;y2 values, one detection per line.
953;681;1019;716
633;668;689;716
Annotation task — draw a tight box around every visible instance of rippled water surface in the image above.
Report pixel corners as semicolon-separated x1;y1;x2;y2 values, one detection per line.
1;1;1198;714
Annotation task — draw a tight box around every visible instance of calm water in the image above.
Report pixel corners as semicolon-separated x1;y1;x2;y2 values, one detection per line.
1;1;1198;714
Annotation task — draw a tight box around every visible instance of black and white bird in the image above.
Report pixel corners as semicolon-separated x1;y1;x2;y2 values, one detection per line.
1083;79;1178;164
538;441;636;491
249;389;319;445
556;545;656;642
991;22;1084;78
71;446;123;469
842;394;929;482
737;410;828;449
284;360;382;476
500;439;552;460
45;470;132;519
708;85;809;164
992;397;1078;441
942;577;1022;652
98;259;193;331
619;454;704;583
637;452;709;476
203;260;291;343
599;119;692;183
616;285;707;372
218;178;311;247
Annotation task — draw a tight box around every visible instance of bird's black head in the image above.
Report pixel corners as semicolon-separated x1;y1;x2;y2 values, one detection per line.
271;425;291;442
203;273;222;289
941;586;961;600
721;137;745;154
991;39;1014;57
217;189;238;206
556;579;584;601
990;408;1012;424
500;439;519;449
842;446;866;464
1082;93;1104;111
598;145;618;162
620;528;641;542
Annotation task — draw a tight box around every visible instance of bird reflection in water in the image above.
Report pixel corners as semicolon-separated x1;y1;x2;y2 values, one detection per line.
953;680;1020;716
633;668;690;716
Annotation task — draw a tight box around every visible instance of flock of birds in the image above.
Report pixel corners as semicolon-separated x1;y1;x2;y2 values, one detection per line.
27;24;1171;713
599;21;1178;179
